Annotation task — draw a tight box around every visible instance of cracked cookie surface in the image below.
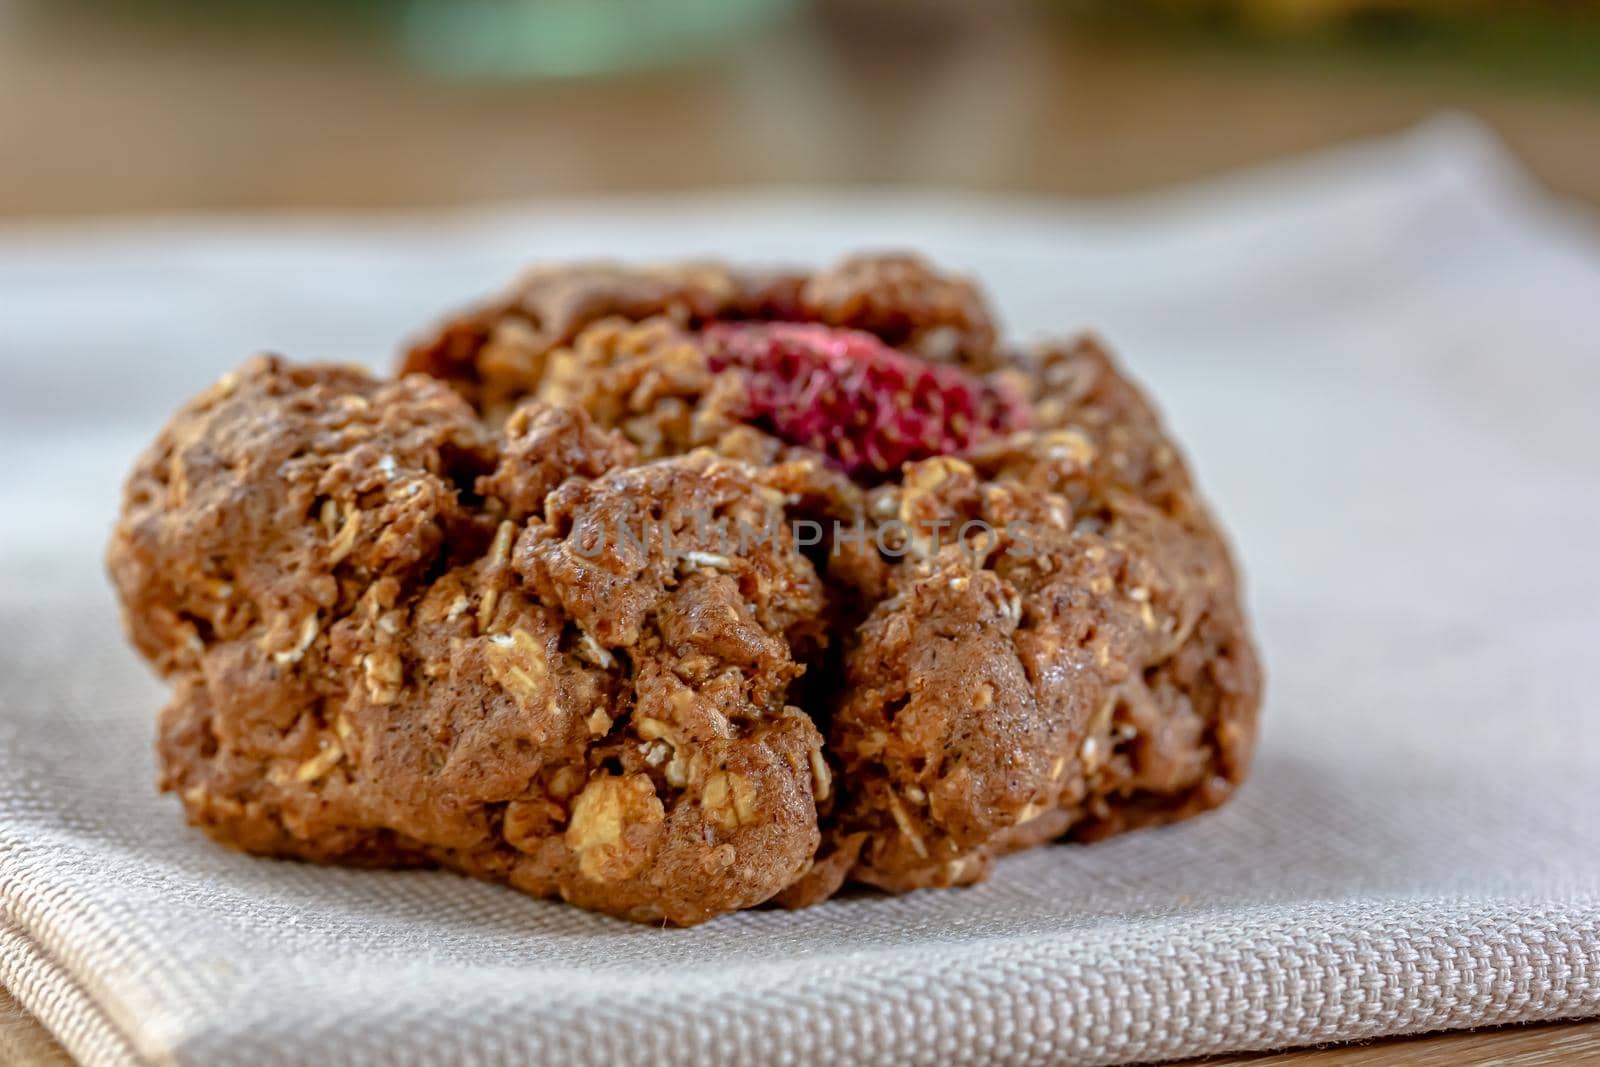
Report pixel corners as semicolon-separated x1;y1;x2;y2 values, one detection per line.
110;253;1261;924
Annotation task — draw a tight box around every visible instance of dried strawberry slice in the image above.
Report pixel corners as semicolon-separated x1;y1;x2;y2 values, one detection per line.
704;321;1028;479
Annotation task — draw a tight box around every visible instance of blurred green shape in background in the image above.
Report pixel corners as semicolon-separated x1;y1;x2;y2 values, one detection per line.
400;0;798;78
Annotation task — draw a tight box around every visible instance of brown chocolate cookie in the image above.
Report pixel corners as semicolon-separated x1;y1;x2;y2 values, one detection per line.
109;253;1261;924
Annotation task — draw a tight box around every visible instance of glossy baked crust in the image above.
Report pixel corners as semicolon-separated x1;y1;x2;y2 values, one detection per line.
108;253;1261;924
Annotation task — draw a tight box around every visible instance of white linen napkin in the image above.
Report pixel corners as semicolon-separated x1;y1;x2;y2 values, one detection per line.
2;116;1598;1067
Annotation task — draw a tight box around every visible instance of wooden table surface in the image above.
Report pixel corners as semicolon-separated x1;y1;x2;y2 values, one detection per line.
2;1;1596;1061
3;0;1599;215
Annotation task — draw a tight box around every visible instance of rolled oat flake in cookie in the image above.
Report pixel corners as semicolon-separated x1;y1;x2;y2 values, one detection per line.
108;252;1262;925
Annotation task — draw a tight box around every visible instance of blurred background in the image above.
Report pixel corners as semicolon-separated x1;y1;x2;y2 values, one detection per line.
2;0;1599;218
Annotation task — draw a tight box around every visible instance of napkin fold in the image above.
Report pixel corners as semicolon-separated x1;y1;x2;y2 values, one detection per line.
3;117;1598;1066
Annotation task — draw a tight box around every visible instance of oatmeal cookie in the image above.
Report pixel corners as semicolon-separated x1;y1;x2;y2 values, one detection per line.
109;253;1261;924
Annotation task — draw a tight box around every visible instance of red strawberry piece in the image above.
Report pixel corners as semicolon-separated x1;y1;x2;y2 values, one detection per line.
703;321;1029;479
